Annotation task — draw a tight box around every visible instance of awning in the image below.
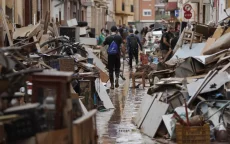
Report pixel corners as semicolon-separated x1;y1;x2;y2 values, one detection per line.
165;2;178;11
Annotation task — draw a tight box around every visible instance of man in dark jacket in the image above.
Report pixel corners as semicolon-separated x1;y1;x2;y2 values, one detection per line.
103;26;123;89
126;29;143;69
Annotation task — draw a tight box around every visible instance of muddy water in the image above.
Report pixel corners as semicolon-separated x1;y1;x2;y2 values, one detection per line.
97;64;155;144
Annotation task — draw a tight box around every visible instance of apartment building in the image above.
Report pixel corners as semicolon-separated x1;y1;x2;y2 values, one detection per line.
139;0;155;22
115;0;134;25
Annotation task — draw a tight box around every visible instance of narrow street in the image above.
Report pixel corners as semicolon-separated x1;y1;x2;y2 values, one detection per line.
97;61;154;144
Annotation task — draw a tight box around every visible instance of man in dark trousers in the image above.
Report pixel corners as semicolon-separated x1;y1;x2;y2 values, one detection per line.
103;26;123;89
126;29;143;69
160;26;174;59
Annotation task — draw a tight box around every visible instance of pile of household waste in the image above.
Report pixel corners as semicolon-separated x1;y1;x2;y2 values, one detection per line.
134;22;230;143
0;10;111;143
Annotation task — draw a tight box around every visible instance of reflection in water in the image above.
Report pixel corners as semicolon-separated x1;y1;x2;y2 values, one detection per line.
97;63;154;143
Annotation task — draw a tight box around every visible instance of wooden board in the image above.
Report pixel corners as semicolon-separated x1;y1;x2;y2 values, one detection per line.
95;78;114;109
73;110;97;144
140;100;169;138
95;66;109;83
39;34;50;53
33;36;41;52
0;8;13;46
80;37;97;46
223;27;230;35
59;58;75;72
86;47;106;71
201;38;216;55
137;93;162;128
36;129;68;144
134;94;156;126
212;27;224;39
79;99;88;115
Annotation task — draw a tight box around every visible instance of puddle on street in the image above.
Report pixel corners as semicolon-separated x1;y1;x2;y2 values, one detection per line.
97;63;155;144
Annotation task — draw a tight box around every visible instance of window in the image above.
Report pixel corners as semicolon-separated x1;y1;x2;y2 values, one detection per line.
143;9;152;16
122;3;125;11
131;5;134;12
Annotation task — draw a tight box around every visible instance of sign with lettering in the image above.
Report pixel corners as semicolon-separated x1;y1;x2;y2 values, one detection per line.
184;11;192;19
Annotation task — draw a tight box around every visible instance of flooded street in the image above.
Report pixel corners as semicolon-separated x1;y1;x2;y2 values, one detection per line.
97;62;155;144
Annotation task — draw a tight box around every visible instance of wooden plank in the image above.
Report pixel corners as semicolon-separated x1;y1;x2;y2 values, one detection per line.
0;8;13;46
33;36;41;52
95;66;109;83
212;27;224;39
80;37;97;46
79;99;88;115
36;129;68;144
201;38;216;55
141;100;169;138
219;62;230;73
137;93;162;128
73;110;97;144
95;78;114;109
134;94;156;126
37;30;45;41
43;11;50;34
52;21;59;37
223;27;230;35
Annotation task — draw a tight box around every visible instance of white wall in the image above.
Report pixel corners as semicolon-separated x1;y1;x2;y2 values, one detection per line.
50;0;65;21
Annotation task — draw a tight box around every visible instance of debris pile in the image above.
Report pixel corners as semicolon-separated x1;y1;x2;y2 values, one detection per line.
0;10;112;143
134;22;230;143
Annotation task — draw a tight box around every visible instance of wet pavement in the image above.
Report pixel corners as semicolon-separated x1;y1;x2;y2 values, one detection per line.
97;62;156;144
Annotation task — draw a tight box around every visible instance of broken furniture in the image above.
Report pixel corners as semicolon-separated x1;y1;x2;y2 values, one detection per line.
132;72;146;88
73;110;97;144
182;30;203;49
31;70;73;129
148;70;174;86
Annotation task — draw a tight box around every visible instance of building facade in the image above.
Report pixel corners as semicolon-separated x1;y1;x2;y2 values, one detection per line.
115;0;134;25
139;0;155;22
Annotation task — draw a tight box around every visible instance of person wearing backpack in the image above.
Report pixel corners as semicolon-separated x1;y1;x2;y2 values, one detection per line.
103;26;123;89
126;29;143;69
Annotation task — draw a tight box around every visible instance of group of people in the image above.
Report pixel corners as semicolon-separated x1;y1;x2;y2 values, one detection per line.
98;24;179;89
98;25;143;89
160;26;179;60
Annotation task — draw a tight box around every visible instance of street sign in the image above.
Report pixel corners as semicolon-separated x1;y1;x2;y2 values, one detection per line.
183;4;192;12
175;10;179;17
184;11;192;19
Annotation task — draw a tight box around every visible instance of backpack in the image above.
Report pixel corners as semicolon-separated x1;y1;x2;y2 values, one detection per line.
129;35;138;52
107;36;119;55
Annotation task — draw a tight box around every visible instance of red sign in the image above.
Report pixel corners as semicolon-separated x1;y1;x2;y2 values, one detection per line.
184;11;192;19
183;4;192;12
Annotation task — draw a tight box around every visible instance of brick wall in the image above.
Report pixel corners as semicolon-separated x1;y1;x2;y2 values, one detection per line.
139;0;155;21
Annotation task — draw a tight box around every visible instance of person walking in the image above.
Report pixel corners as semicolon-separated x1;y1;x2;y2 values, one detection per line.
103;26;123;89
126;29;143;69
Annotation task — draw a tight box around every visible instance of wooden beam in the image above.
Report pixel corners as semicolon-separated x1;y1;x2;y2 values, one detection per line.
0;8;13;46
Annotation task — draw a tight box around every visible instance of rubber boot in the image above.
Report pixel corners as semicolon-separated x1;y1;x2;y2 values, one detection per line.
115;77;119;88
110;78;114;89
